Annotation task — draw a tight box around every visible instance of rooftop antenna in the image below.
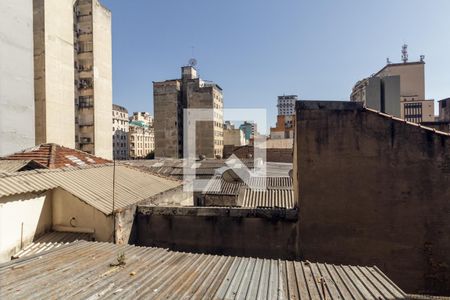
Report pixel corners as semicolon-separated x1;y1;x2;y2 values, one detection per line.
188;46;197;67
401;44;408;63
386;57;391;65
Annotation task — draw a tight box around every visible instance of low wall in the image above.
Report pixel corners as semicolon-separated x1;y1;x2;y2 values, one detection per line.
135;206;299;259
224;145;293;163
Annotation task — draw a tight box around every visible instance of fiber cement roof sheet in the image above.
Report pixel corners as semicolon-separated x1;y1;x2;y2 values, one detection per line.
0;241;407;300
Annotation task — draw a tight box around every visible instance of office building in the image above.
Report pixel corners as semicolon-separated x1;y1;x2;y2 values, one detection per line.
438;98;450;121
351;46;434;123
277;95;297;116
0;0;35;155
112;104;129;160
33;0;112;159
153;65;223;158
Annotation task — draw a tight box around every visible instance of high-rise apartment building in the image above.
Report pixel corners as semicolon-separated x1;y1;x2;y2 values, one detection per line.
0;0;35;155
277;95;297;116
153;66;223;158
34;0;76;148
351;47;434;123
74;0;112;159
128;121;154;159
33;0;112;159
112;104;129;160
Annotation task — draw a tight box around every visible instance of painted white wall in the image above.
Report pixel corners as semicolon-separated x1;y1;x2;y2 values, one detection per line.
52;188;113;242
0;192;52;263
0;0;35;155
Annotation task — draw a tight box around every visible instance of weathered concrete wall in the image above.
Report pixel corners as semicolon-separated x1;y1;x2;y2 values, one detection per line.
136;207;299;259
92;0;113;159
0;0;35;155
294;101;450;295
34;0;76;148
154;80;182;158
0;192;52;263
225;145;292;163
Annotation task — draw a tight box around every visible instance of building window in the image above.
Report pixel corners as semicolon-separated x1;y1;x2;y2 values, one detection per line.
404;102;423;123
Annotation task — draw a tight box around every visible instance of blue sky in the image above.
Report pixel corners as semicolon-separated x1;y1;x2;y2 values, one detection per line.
102;0;450;126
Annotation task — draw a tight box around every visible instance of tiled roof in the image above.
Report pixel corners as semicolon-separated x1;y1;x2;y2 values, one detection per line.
0;164;181;214
2;143;111;169
12;231;93;259
0;241;407;299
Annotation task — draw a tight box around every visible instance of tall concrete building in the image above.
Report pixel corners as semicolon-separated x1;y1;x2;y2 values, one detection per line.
112;104;129;160
153;66;223;158
33;0;75;148
351;49;434;123
0;0;35;156
74;0;113;159
277;95;297;116
33;0;112;159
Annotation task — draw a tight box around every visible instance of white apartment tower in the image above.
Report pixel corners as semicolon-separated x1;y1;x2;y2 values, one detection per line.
33;0;112;159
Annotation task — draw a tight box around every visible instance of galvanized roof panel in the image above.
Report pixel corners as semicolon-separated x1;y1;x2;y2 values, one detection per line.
0;165;181;214
12;231;93;259
240;188;295;209
0;160;33;173
0;241;407;299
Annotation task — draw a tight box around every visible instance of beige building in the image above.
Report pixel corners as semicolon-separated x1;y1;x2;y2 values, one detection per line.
129;120;154;159
33;0;112;159
153;65;223;159
112;104;129;160
223;128;246;146
0;0;36;156
351;55;434;123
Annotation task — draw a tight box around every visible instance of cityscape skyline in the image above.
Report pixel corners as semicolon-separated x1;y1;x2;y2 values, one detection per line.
103;0;450;126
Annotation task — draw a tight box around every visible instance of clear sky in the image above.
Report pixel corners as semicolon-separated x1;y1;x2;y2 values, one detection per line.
102;0;450;126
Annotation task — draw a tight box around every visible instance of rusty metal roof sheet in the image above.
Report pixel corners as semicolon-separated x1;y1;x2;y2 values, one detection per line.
240;188;296;209
0;241;406;299
12;231;93;259
0;164;181;215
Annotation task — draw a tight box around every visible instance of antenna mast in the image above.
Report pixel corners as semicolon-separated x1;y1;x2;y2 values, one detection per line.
401;44;408;63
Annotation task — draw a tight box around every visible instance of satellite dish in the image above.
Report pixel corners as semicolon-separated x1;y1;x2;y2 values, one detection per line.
188;58;197;67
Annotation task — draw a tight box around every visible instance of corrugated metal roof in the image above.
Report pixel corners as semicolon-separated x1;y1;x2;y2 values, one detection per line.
0;164;181;215
12;231;93;259
202;175;292;195
240;189;295;209
0;241;407;299
0;160;33;173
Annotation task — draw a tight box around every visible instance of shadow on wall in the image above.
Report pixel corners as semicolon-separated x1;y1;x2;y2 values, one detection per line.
294;101;450;295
